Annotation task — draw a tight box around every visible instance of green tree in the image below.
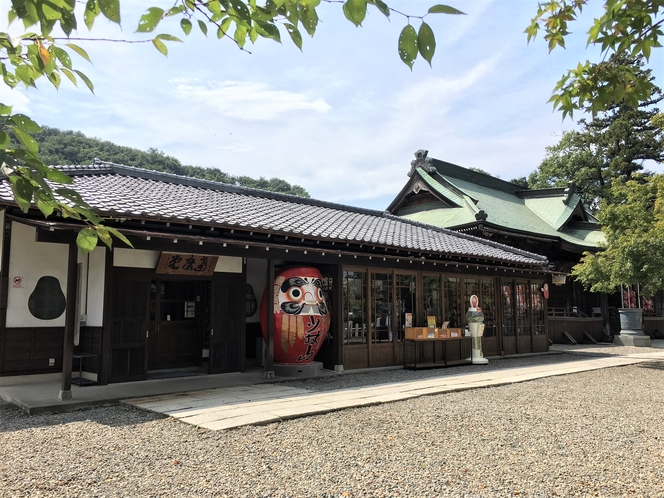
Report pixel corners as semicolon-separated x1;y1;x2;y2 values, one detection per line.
528;56;663;211
573;174;664;297
31;127;310;196
0;1;464;253
527;0;664;119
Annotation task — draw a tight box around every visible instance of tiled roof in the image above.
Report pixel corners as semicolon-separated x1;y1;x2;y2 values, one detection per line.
0;161;549;266
391;159;604;250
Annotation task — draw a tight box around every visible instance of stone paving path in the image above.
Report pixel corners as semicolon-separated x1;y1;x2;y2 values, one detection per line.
123;352;664;431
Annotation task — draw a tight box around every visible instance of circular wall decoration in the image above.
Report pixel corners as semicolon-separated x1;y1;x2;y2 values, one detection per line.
28;276;66;320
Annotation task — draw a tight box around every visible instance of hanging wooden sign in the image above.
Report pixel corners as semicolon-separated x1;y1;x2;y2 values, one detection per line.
155;252;218;276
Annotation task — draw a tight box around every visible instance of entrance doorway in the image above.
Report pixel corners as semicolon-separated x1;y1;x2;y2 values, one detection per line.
148;280;208;371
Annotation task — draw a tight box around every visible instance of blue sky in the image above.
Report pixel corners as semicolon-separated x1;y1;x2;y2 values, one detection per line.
1;1;662;210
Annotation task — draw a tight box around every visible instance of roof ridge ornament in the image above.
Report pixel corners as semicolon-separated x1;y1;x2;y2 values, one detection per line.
408;149;435;177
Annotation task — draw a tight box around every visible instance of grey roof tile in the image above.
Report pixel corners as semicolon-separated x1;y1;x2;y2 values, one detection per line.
0;161;549;266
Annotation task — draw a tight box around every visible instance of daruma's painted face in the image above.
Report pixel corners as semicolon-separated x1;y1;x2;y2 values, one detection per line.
278;276;328;316
260;267;331;364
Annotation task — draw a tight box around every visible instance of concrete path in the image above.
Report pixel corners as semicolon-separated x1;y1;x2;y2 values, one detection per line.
123;352;664;431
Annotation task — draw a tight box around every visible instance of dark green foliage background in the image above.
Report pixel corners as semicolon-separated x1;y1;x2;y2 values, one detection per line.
33;126;310;198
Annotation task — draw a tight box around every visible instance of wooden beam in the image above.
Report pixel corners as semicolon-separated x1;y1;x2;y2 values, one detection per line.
59;243;78;400
264;258;275;378
334;263;344;371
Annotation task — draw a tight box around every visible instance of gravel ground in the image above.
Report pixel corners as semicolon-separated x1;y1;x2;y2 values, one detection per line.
2;353;663;497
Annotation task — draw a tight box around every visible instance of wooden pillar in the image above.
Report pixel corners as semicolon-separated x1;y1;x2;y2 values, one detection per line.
334;263;344;371
264;258;275;378
59;242;79;400
99;247;113;385
0;217;12;373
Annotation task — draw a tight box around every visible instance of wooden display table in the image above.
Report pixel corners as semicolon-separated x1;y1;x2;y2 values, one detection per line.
403;327;472;369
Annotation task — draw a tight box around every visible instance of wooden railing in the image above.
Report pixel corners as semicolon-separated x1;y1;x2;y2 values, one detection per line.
548;317;604;344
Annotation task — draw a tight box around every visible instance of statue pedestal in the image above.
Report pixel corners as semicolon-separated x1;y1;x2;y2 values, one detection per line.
613;335;651;347
616;308;650;347
274;361;323;378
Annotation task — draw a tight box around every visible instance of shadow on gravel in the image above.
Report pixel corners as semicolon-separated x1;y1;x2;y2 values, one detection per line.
279;353;581;393
0;401;164;434
637;360;664;371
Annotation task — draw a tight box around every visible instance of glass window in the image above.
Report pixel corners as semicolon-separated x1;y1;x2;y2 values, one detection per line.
150;280;198;322
516;283;531;336
501;282;515;337
531;283;546;335
444;277;462;328
395;274;416;341
371;272;393;343
481;279;497;337
423;275;442;327
343;270;367;345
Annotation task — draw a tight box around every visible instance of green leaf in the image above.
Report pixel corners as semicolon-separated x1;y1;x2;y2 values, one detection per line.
417;22;436;67
98;0;120;23
428;5;465;15
45;167;73;184
76;227;99;254
96;226;113;248
137;7;164;33
230;0;252;23
300;5;318;36
84;0;100;30
152;38;168;56
343;0;366;27
53;46;72;69
9;114;41;133
198;19;208;36
371;0;390;18
286;24;302;50
180;18;192;35
398;24;418;69
218;17;233;38
11;127;39;156
155;34;183;43
60;67;77;86
105;226;133;248
10;176;33;212
65;43;92;63
0;130;9;148
73;69;94;93
33;190;57;217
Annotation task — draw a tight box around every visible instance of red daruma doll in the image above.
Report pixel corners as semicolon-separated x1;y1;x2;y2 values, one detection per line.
260;267;331;364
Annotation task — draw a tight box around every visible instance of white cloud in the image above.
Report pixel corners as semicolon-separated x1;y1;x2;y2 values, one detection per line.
0;85;31;114
171;81;332;121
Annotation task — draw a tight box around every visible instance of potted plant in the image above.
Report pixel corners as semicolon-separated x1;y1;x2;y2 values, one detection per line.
572;175;664;346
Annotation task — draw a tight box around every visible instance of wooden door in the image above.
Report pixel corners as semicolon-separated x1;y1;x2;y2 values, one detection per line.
148;280;200;370
110;279;149;383
209;273;244;374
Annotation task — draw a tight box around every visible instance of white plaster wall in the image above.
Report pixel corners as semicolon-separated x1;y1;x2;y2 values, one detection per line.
84;248;105;327
114;248;159;268
246;258;267;323
214;256;242;274
7;222;69;327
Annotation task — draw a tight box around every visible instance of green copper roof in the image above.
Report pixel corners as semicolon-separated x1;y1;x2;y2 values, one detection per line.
394;165;605;250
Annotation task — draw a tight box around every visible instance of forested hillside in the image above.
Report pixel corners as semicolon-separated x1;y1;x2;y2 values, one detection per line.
33;127;310;198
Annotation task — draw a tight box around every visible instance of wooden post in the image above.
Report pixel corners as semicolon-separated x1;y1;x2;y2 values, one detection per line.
59;242;79;400
601;292;611;337
334;263;344;372
264;258;275;378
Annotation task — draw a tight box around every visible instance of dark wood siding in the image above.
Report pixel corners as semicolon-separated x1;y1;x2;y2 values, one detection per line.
1;327;63;374
548;317;603;343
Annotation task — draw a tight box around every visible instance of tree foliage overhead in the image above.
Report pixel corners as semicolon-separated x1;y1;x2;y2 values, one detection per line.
526;0;664;119
0;0;463;253
573;174;664;296
33;127;310;197
527;56;664;211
